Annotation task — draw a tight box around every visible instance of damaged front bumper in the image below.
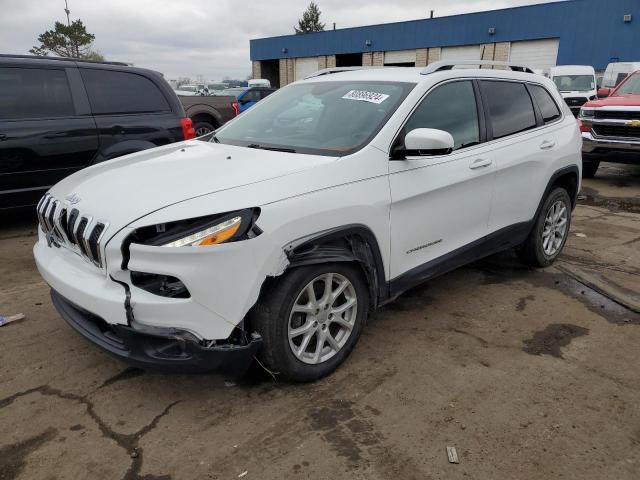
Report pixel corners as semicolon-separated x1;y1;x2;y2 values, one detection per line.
51;289;262;375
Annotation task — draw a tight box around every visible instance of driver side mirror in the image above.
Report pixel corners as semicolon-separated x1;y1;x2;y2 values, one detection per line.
597;87;611;98
392;128;454;160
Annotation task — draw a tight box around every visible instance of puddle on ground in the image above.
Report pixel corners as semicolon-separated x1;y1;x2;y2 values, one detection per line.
523;323;589;358
578;187;640;214
0;427;58;479
474;253;639;325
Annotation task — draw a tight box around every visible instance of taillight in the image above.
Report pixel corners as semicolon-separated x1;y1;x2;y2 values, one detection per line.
181;117;196;140
232;101;240;116
577;119;592;133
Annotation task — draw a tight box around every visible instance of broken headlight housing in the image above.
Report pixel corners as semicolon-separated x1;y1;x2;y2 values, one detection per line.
132;208;262;248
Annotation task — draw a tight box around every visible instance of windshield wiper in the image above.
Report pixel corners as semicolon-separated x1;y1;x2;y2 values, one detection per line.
247;143;297;153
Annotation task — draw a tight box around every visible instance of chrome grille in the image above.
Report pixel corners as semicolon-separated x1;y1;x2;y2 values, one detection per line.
594;110;640;120
37;193;109;268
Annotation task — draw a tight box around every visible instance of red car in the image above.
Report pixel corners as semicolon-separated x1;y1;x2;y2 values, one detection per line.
578;70;640;177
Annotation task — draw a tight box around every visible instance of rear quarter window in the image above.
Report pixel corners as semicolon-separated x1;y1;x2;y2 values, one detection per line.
81;69;171;115
0;67;74;119
529;85;561;123
481;80;537;139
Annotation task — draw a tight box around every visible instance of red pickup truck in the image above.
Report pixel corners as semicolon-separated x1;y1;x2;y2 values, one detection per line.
578;70;640;178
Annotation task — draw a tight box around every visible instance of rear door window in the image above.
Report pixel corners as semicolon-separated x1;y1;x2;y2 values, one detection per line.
81;69;170;115
403;80;480;150
529;85;562;123
260;89;275;100
481;81;537;139
241;90;261;103
0;67;74;119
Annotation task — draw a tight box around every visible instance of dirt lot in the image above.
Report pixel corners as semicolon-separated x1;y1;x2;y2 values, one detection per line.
1;163;639;480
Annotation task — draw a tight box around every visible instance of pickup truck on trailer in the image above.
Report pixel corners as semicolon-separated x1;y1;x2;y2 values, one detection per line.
177;94;239;136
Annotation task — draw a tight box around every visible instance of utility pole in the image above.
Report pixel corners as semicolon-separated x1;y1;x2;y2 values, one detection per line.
64;0;78;57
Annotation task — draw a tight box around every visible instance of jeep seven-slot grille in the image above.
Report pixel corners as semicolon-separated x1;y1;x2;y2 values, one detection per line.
37;194;108;268
594;110;640;120
593;124;640;139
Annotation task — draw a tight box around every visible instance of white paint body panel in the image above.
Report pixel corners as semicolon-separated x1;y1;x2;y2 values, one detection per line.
34;66;581;341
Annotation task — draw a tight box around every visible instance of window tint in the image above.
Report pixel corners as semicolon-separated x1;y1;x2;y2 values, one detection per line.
260;89;274;100
81;69;170;114
481;81;537;139
0;67;74;119
241;90;260;103
404;81;479;150
529;85;561;123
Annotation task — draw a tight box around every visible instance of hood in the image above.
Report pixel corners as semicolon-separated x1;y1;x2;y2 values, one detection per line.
49;141;333;227
584;94;640;108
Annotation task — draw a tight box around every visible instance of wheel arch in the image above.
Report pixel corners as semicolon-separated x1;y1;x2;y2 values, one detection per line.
549;166;580;208
535;165;580;216
190;112;219;128
253;225;387;318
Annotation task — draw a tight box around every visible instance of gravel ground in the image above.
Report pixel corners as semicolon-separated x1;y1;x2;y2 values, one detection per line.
1;163;639;480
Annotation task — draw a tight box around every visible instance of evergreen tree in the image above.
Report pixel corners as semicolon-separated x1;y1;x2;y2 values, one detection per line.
295;2;325;34
30;19;101;60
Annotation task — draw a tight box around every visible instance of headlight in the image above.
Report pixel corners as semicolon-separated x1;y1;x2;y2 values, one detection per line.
580;108;595;118
131;208;261;248
163;216;242;247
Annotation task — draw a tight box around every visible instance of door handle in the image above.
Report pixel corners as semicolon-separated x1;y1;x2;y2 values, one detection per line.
539;139;556;150
0;133;7;141
469;158;492;169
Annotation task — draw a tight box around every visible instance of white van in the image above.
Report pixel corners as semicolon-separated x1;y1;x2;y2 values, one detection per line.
550;65;597;116
248;78;271;88
601;62;640;90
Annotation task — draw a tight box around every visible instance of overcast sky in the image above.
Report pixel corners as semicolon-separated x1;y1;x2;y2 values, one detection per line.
1;0;561;81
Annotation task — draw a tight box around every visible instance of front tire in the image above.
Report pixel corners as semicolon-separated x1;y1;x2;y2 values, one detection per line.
517;187;572;268
251;263;369;382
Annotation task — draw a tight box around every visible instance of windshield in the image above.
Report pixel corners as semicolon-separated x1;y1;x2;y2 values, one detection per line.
553;75;595;92
615;73;640;95
213;81;414;156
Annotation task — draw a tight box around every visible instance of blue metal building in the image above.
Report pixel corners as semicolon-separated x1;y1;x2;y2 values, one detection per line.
249;0;639;87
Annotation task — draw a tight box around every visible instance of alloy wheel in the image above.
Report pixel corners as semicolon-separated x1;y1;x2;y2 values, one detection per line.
542;199;568;256
287;273;358;365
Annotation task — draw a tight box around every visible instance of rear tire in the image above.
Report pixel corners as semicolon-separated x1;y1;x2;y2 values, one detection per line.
251;263;369;382
193;121;215;137
517;187;572;268
582;160;600;178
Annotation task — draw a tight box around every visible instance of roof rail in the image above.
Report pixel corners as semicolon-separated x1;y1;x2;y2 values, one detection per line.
304;66;383;79
421;60;534;74
0;54;129;67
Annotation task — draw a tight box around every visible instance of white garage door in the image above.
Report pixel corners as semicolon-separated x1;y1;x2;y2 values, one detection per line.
441;45;481;68
384;49;416;65
294;57;319;81
509;39;559;71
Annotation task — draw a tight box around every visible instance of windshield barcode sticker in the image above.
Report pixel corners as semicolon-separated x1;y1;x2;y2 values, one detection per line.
342;90;390;104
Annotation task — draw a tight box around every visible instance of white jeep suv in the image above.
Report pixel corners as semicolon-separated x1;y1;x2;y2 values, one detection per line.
34;61;582;382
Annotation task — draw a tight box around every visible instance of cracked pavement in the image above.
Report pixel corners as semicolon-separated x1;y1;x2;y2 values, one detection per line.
1;163;639;479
